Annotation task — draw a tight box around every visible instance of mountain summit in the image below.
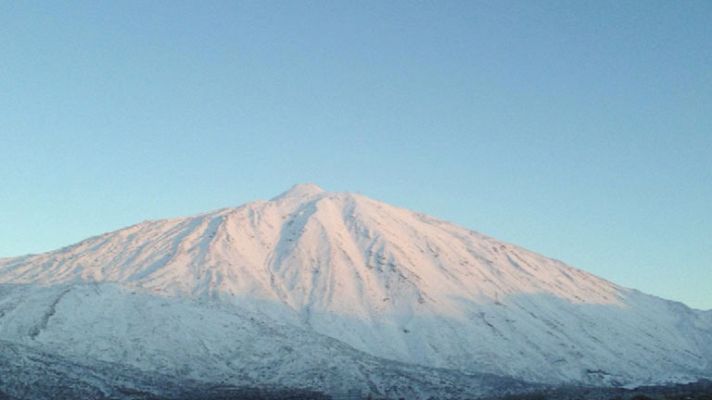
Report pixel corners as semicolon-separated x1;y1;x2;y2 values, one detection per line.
271;182;327;200
0;185;710;397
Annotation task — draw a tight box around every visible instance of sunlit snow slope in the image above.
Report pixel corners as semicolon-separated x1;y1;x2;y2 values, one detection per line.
1;184;710;389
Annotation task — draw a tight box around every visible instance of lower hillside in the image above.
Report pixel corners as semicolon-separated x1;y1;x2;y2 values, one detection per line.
0;340;332;400
0;283;537;400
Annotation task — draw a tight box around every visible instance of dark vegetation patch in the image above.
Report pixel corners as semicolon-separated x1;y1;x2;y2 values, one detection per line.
490;379;712;400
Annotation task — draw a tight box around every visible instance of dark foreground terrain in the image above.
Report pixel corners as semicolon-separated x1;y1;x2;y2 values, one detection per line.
1;379;710;400
490;379;712;400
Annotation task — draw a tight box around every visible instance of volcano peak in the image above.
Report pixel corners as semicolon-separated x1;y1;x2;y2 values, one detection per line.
271;183;326;201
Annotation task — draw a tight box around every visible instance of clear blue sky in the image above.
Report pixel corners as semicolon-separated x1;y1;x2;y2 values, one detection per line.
1;1;710;309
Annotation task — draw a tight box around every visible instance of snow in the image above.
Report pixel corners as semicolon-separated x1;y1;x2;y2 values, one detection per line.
0;183;710;393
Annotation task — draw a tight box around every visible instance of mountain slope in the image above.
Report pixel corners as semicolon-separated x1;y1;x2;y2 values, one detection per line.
0;184;710;389
0;283;536;399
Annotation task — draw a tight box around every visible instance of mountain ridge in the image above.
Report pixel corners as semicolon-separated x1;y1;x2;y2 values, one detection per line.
0;184;710;396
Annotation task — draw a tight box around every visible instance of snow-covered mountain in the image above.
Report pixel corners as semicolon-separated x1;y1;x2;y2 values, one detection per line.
1;184;710;397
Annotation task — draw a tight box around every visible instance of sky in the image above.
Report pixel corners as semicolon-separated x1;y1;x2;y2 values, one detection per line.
1;1;710;309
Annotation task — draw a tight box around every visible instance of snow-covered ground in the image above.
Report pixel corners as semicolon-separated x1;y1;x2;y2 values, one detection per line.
0;184;710;397
0;283;534;399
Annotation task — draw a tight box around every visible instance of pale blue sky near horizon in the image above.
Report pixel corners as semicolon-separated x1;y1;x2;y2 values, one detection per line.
1;1;711;309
